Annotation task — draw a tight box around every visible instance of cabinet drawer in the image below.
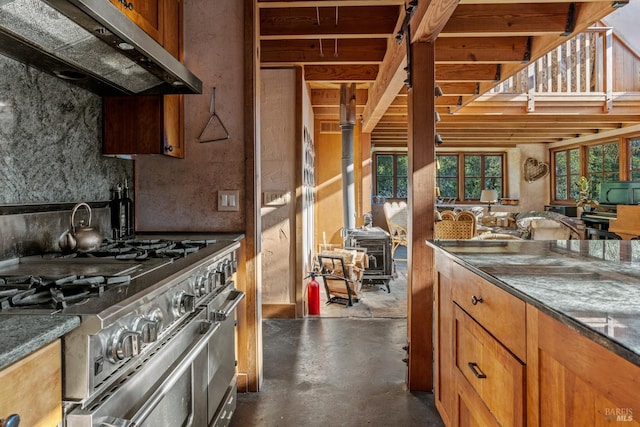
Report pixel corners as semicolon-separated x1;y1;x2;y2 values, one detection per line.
452;266;526;360
455;306;525;427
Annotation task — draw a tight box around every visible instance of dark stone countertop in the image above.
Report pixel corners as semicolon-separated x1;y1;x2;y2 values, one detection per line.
0;314;81;370
427;239;640;367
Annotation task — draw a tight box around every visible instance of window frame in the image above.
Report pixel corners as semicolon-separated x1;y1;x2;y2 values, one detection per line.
550;139;624;205
373;152;408;200
436;152;507;203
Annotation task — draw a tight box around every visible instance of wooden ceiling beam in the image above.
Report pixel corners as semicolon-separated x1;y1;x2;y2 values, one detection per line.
436;64;501;81
258;0;404;7
441;4;570;37
362;0;458;132
435;37;530;63
438;114;639;124
260;6;399;39
304;64;379;81
261;39;387;63
310;88;368;106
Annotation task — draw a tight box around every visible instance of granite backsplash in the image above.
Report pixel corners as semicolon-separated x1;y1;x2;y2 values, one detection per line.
0;55;133;205
0;55;132;258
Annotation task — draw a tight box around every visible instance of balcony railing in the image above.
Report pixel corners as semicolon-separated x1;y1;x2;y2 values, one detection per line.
491;27;613;108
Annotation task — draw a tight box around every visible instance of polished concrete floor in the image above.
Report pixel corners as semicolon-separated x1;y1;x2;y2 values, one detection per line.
231;247;445;427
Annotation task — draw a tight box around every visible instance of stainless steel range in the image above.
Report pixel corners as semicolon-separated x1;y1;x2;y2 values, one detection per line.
0;235;244;427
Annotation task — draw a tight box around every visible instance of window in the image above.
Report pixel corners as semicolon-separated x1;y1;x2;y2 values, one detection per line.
436;153;505;202
375;153;407;198
553;148;580;201
436;155;458;199
587;142;619;199
629;138;640;181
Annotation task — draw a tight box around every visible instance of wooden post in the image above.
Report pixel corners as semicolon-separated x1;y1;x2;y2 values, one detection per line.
237;0;263;392
407;41;436;391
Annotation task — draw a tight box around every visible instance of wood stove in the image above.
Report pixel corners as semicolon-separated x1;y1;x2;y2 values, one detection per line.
344;227;393;292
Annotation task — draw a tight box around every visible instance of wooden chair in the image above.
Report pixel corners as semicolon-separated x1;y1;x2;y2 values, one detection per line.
317;254;360;306
435;211;477;239
383;201;408;260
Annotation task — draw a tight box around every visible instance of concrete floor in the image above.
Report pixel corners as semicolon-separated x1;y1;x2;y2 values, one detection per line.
231;247;445;427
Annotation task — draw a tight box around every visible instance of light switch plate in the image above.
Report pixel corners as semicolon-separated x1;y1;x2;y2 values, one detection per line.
263;191;289;206
218;190;239;211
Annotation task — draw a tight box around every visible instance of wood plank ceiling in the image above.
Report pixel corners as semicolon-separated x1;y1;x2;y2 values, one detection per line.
258;0;632;147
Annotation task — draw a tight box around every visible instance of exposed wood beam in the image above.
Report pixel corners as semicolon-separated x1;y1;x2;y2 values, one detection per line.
258;0;404;7
436;64;500;81
435;37;530;63
360;38;407;132
311;88;368;105
362;0;458;132
304;64;379;81
441;4;570;37
438;114;640;124
261;39;387;63
260;6;399;39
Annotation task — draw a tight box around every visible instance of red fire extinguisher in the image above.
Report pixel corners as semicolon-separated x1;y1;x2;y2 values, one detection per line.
307;272;320;315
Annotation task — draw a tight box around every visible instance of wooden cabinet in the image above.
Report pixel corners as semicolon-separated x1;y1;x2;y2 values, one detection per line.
434;249;640;426
0;340;62;426
454;306;525;426
527;306;640;426
109;0;164;44
104;95;183;158
103;0;184;158
435;253;526;427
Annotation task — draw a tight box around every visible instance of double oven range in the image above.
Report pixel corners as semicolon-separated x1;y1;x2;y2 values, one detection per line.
0;235;245;427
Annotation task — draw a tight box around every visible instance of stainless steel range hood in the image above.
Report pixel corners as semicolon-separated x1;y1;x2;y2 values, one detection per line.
0;0;202;95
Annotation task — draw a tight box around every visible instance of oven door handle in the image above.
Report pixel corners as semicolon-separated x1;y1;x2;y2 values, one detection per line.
100;319;221;427
211;290;245;321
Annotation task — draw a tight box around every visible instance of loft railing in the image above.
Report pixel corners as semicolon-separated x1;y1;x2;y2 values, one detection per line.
491;27;613;107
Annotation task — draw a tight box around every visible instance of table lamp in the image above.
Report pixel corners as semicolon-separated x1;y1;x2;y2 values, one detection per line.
480;189;498;212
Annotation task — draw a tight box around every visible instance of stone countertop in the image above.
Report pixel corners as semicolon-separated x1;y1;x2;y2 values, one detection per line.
0;314;81;370
427;239;640;367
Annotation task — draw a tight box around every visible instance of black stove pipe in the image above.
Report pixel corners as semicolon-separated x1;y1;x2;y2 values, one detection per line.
340;83;357;232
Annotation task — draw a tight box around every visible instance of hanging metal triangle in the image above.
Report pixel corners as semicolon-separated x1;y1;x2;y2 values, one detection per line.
198;87;230;143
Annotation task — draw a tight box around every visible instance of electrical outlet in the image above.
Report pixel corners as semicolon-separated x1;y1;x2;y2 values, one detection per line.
218;190;239;211
263;191;288;206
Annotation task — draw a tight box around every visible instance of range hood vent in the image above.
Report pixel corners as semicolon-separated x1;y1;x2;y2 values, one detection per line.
0;0;202;95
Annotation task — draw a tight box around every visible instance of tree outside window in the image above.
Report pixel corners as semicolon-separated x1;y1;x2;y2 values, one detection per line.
436;155;458;199
436;153;504;202
375;153;407;199
587;142;619;200
464;154;503;200
554;148;580;201
630;138;640;181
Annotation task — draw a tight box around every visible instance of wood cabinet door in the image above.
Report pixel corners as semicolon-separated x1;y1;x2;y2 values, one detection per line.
163;0;183;60
109;0;164;44
434;252;455;426
0;341;62;427
454;305;525;427
527;306;640;426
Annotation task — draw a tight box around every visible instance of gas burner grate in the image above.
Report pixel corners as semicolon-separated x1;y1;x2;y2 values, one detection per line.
50;238;217;260
0;274;130;311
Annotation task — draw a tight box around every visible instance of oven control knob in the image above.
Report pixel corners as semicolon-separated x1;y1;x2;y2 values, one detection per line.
132;316;160;344
173;291;196;316
194;275;208;297
206;270;216;290
108;328;142;363
223;260;232;280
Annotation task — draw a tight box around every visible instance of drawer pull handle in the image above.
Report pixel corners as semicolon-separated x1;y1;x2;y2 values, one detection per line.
468;362;487;379
471;295;483;305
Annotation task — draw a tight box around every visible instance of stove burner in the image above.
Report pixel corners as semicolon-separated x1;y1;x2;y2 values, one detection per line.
49;239;217;260
0;274;129;311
